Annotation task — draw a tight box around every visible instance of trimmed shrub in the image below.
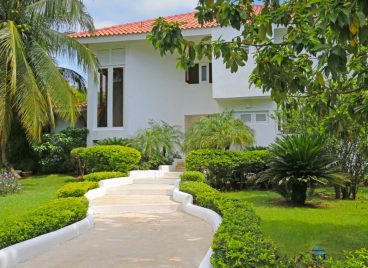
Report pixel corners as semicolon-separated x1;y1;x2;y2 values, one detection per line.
71;145;141;174
179;181;222;213
84;171;127;182
179;181;281;267
0;197;88;249
57;182;98;198
180;171;206;183
185;149;272;189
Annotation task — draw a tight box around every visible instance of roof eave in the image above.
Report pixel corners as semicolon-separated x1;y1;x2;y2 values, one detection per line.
75;27;215;45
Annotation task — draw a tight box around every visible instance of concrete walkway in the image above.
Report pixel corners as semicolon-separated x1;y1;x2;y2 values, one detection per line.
17;178;213;268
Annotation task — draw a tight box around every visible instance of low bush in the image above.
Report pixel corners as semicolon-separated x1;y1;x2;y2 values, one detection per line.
71;145;141;174
56;182;98;198
179;181;222;213
0;197;88;249
180;171;206;183
185;149;272;189
33;128;88;174
84;171;127;182
179;181;281;267
0;170;21;196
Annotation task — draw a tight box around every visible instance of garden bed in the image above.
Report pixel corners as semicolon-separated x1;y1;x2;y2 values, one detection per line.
223;188;368;258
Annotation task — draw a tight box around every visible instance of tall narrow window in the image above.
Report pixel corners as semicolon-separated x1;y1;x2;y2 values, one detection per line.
97;69;108;127
201;65;207;81
113;68;124;127
209;63;212;83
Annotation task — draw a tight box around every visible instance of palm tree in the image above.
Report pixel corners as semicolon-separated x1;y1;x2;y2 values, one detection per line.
132;120;183;160
0;0;98;177
183;111;254;152
259;134;347;205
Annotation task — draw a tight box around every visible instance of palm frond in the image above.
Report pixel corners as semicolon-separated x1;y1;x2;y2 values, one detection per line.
26;0;94;32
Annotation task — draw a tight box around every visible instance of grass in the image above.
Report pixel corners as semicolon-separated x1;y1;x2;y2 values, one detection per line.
223;187;368;259
0;174;75;225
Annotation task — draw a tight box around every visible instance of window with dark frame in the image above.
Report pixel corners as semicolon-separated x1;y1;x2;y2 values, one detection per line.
97;69;108;128
185;64;199;84
185;63;213;84
209;63;212;83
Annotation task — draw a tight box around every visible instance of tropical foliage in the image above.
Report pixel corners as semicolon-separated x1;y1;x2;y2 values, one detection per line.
97;120;183;169
148;1;368;128
259;134;347;205
277;94;368;200
183;111;254;152
131;120;182;164
33;128;88;174
0;0;97;176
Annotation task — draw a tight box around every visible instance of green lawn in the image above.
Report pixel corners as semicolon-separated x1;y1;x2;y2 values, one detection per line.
223;188;368;259
0;174;74;224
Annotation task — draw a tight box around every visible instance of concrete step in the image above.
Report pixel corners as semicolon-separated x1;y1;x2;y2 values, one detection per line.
92;203;180;214
106;184;175;196
91;195;180;214
163;172;182;178
133;178;179;185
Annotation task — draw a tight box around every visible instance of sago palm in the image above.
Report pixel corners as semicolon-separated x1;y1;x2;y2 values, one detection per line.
259;134;347;205
0;0;98;176
183;111;254;152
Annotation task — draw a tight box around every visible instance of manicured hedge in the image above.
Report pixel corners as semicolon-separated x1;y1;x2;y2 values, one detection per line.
185;149;272;175
71;145;141;174
180;181;221;213
0;197;88;249
179;182;368;268
84;171;127;182
184;149;272;188
179;181;281;267
56;182;98;198
180;171;206;183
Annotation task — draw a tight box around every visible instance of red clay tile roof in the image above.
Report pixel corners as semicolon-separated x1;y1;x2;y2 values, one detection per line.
71;5;263;38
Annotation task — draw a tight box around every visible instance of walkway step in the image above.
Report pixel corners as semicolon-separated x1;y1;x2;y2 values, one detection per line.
133;178;178;185
92;203;181;214
91;195;181;214
106;184;175;196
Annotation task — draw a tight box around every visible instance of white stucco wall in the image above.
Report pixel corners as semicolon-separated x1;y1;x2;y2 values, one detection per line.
85;29;280;147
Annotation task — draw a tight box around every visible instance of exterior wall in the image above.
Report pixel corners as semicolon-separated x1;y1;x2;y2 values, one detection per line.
85;29;280;147
211;27;268;99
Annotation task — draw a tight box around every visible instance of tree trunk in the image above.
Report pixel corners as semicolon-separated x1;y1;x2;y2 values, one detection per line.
291;182;308;205
1;142;21;179
351;183;357;200
341;184;351;200
334;185;341;199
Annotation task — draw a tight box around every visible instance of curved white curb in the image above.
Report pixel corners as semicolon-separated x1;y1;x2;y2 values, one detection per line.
173;187;222;268
0;176;134;268
0;212;94;268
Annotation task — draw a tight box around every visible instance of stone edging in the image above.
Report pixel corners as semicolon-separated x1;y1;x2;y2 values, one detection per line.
0;176;133;268
173;187;222;268
0;211;94;268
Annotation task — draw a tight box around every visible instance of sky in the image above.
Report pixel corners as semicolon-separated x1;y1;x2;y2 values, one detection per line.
84;0;199;29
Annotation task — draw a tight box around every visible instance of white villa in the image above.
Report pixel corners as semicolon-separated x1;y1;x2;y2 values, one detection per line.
72;5;283;146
